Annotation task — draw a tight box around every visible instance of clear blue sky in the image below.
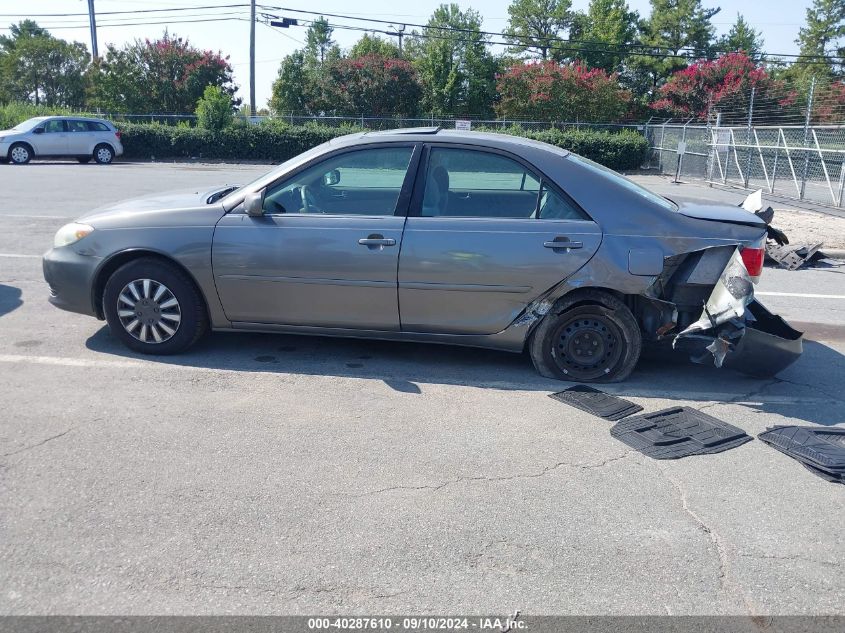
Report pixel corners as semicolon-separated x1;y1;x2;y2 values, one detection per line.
1;1;815;109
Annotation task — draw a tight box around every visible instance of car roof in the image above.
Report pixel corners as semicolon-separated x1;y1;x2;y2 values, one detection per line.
46;115;112;124
330;128;571;157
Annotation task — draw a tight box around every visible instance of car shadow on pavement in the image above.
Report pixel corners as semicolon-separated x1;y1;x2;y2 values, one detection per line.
85;326;845;426
0;284;22;317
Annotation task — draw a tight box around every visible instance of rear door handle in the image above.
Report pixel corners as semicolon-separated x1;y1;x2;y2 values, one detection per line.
544;237;583;250
358;234;396;249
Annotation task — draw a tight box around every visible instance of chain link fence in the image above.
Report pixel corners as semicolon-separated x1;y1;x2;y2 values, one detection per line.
644;122;845;208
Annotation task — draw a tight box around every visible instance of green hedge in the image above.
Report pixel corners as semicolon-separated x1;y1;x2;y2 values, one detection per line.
117;121;648;171
118;121;358;163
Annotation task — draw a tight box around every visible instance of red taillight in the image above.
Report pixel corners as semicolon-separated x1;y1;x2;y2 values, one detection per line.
115;130;121;139
741;246;764;281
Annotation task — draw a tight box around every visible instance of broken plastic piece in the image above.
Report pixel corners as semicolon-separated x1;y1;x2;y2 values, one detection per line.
549;385;643;421
758;426;845;484
765;242;825;271
610;406;752;459
722;301;803;377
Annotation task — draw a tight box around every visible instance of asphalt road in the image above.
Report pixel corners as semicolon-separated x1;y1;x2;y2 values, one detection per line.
0;162;844;615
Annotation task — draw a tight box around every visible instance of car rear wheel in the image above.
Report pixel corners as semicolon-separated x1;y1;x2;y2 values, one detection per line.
94;144;114;164
9;143;32;165
528;290;642;383
103;258;207;354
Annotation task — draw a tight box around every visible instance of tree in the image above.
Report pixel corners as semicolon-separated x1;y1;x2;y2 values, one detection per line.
631;0;720;92
88;32;237;113
196;84;234;130
572;0;639;73
795;0;845;80
503;0;572;60
411;4;497;116
269;51;312;114
720;13;764;60
496;60;630;122
305;18;338;66
349;33;401;59
651;52;797;124
322;54;422;116
0;20;89;107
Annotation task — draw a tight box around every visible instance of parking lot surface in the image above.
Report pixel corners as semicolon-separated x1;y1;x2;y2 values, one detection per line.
1;162;844;615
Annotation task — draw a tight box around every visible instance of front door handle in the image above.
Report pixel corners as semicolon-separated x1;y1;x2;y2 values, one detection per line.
358;234;396;249
544;237;583;251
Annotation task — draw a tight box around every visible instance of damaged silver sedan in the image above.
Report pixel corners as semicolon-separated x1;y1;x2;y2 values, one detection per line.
42;128;802;382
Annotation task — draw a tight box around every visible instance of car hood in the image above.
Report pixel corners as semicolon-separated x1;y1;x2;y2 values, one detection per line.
78;186;235;228
0;128;22;137
674;200;767;227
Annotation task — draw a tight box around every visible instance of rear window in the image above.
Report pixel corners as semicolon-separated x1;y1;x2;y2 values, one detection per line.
567;154;677;212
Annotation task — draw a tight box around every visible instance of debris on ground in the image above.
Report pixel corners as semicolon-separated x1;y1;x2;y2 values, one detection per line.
758;426;845;484
549;385;642;421
610;406;753;459
765;242;826;270
742;190;834;270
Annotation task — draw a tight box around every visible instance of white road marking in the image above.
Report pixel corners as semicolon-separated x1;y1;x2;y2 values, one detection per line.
0;214;71;219
0;253;40;259
757;291;845;300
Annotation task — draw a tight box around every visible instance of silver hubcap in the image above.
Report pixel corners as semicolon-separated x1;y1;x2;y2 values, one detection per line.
97;148;112;162
117;279;181;344
11;146;28;162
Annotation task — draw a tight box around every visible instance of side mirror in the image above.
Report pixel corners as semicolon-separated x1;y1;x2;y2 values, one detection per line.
33;127;45;134
324;169;341;186
244;191;265;217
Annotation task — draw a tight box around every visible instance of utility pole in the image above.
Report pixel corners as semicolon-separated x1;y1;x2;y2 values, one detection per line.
390;25;406;56
249;0;256;116
87;0;99;60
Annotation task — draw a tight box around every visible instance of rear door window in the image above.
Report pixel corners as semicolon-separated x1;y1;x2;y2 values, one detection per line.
87;121;110;132
420;148;540;218
68;120;90;133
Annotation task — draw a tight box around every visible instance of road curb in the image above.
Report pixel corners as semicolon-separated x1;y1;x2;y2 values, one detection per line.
822;248;845;260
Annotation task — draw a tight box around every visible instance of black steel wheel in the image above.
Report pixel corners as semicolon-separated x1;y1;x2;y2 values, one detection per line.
529;290;642;383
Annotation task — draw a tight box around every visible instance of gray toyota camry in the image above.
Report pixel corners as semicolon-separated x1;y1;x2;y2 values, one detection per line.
42;128;803;382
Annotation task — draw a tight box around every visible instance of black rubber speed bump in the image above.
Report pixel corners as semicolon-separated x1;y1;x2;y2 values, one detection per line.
549;385;643;421
758;426;845;484
610;406;752;459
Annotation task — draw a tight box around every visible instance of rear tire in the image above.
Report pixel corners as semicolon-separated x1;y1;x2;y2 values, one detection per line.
9;142;32;164
528;289;642;383
94;144;114;164
103;258;207;355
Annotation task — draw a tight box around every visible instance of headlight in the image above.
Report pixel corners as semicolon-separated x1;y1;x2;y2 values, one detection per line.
53;223;94;248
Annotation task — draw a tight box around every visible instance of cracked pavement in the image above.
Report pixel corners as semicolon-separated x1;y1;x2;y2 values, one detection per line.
0;164;843;615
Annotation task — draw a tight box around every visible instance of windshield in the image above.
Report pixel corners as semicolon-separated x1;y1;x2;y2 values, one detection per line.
567;153;678;212
11;117;48;132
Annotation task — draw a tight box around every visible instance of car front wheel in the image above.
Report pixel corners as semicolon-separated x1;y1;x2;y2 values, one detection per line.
528;290;642;383
94;144;114;164
9;143;32;164
103;258;207;354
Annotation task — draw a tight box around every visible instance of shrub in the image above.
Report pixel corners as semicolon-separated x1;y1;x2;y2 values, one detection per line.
113;119;648;171
195;85;234;131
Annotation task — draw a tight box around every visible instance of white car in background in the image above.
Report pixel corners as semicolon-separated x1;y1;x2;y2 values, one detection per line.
0;116;124;165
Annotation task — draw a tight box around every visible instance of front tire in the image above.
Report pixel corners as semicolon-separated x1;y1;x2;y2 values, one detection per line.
9;143;32;164
528;290;642;383
103;258;207;354
94;144;114;164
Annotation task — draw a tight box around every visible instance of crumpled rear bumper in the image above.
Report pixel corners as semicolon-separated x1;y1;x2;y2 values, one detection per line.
721;300;803;377
650;245;803;377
